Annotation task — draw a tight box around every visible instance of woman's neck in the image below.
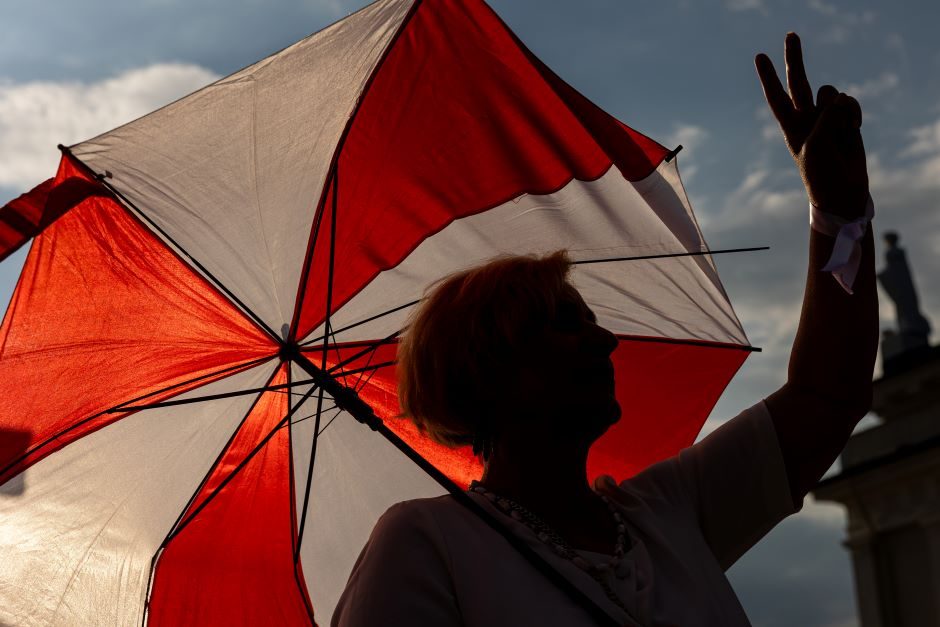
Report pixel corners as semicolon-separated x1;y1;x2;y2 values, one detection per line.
478;437;598;517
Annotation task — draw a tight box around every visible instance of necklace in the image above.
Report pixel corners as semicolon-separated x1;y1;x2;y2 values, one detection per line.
468;481;634;618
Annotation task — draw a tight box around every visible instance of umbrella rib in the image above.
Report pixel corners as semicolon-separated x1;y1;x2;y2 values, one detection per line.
158;366;282;547
271;359;390;401
298;298;420;347
289;404;340;429
288;171;330;342
105;361;391;413
290;357;391;438
284;366;316;623
295;247;766;347
296;166;341;560
314;407;345;436
107;377;316;411
355;361;382;394
163;381;320;545
313;330;400;376
330;326;352;388
292;358;392;439
286;0;424;343
572;246;769;265
351;344;381;393
302;359;388;439
0;356;274;482
341;360;396;380
59;146;281;342
615;333;761;352
141;365;284;619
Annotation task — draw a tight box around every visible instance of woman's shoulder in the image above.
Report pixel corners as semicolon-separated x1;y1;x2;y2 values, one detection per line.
372;495;464;539
379;494;461;518
351;496;462;577
334;497;465;626
373;492;503;550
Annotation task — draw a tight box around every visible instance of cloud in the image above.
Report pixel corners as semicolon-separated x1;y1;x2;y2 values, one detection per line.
807;0;875;24
707;165;806;232
900;118;940;158
666;123;709;182
807;0;876;45
844;72;900;100
865;116;940;343
725;0;766;12
807;0;838;15
0;63;218;191
667;123;709;154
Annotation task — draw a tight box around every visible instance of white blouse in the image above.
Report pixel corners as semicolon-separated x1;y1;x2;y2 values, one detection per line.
331;401;800;627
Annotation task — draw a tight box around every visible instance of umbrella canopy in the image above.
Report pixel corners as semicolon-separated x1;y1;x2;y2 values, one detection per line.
0;0;754;624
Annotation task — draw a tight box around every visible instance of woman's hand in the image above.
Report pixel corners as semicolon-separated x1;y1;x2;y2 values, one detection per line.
755;33;869;221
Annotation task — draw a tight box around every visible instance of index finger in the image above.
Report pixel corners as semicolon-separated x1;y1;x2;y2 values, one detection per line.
755;53;794;128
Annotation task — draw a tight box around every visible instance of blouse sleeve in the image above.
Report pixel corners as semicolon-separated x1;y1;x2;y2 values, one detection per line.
624;401;801;570
330;500;463;627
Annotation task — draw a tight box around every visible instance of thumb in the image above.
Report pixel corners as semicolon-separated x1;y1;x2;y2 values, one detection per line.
594;474;617;491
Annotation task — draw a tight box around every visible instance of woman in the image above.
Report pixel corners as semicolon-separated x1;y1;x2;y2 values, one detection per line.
331;32;877;627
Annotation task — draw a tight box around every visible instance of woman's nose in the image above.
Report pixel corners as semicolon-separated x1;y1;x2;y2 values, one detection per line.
590;323;618;356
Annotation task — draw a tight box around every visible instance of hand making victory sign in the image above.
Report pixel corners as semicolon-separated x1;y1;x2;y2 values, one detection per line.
755;32;870;221
755;33;879;505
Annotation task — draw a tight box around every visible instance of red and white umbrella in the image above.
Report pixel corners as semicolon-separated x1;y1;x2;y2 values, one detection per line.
0;0;755;624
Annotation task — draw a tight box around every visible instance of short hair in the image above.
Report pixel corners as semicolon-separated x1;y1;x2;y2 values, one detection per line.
397;251;572;448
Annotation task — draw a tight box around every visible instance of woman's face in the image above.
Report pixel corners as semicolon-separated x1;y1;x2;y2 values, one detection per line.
510;284;620;445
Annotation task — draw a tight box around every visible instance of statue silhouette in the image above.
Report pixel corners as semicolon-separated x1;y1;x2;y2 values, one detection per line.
877;232;931;367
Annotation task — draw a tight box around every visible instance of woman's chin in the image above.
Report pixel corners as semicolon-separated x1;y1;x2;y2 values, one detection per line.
607;400;622;424
582;400;622;440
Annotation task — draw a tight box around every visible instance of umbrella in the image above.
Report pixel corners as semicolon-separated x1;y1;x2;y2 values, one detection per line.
0;0;757;624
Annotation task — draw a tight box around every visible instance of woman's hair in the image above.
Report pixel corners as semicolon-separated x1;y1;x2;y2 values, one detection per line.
397;250;572;449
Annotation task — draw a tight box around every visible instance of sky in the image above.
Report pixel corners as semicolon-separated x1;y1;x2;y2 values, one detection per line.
2;1;939;625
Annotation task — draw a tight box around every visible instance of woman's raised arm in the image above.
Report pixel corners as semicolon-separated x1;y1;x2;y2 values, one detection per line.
755;33;879;504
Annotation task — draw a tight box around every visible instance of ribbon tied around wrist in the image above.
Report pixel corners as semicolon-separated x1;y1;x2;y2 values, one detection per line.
809;193;875;294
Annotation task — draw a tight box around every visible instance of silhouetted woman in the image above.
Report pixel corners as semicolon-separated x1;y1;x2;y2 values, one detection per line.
332;32;877;627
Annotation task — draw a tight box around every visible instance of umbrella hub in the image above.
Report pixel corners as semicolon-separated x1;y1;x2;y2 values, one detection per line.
278;340;300;363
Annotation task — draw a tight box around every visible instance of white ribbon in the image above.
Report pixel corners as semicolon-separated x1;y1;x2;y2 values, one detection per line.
809;194;875;294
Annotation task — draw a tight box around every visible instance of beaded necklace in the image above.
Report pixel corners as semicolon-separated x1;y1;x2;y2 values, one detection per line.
468;481;635;618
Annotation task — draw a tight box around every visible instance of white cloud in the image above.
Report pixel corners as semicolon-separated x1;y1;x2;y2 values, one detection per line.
844;72;899;100
666;123;709;154
725;0;766;11
712;166;806;228
755;105;783;143
762;122;781;142
0;63;218;191
870;127;940;195
807;0;836;15
808;0;875;23
865;118;940;341
900;118;940;158
808;0;876;45
666;123;709;182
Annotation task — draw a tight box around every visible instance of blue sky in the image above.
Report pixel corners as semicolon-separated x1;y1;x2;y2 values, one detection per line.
2;1;939;625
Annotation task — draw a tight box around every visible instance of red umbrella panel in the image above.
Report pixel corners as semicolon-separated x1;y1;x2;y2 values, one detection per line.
0;0;753;624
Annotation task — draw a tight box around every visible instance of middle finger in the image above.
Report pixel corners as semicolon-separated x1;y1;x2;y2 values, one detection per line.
785;33;815;111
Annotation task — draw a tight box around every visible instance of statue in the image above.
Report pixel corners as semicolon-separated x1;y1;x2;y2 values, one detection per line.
877;231;931;365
